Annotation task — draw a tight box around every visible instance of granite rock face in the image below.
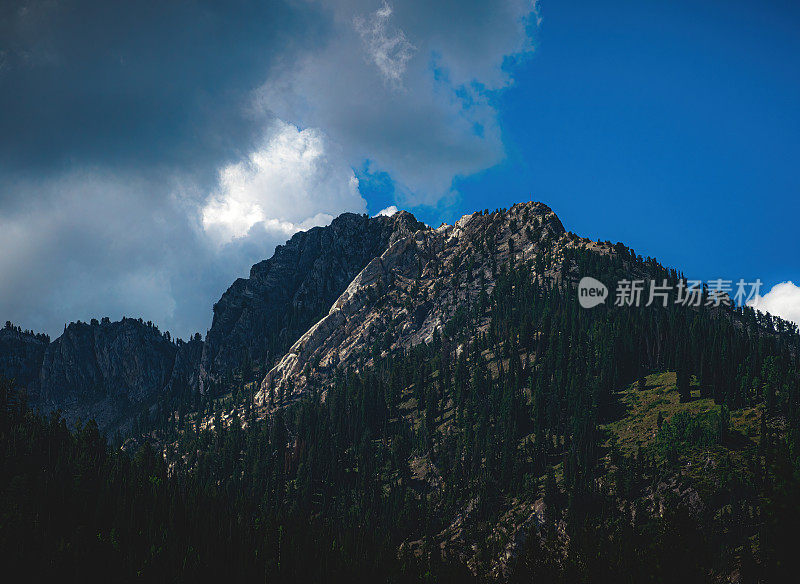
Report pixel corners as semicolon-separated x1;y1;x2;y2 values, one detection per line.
201;211;425;381
33;318;177;432
255;202;583;404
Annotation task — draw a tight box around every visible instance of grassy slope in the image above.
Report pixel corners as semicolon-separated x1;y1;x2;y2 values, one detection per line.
603;372;761;454
602;371;764;508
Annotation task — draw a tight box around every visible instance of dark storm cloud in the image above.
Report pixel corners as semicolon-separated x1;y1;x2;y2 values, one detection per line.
0;0;326;176
0;0;334;339
0;0;540;340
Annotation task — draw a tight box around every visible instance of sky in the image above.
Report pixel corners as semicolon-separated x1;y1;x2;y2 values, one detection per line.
1;0;799;340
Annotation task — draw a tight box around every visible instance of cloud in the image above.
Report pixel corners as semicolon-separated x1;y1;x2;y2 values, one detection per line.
374;205;399;217
256;0;540;205
0;0;323;176
0;0;541;340
354;2;416;85
0;170;190;336
201;120;365;245
748;281;800;327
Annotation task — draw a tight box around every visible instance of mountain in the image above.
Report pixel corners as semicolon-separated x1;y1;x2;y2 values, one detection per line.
256;201;571;405
2;202;800;581
202;202;798;580
201;210;425;385
0;211;425;433
0;324;48;393
1;317;187;434
37;318;177;433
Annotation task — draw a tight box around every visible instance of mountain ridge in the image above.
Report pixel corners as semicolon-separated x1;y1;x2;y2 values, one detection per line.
0;209;427;432
256;201;576;407
200;209;425;386
2;200;800;581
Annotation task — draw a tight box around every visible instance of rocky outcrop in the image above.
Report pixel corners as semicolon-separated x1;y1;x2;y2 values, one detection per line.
165;335;204;396
37;318;177;432
201;211;425;381
255;202;576;405
0;324;49;395
39;318;176;402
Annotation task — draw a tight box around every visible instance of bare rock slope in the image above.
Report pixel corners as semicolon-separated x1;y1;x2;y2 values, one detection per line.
256;202;593;405
202;211;425;381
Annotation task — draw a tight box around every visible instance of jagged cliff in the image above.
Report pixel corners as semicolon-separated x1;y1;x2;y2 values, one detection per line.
0;203;612;437
201;210;425;381
0;211;427;433
255;202;591;405
0;204;586;434
0;325;48;395
36;318;177;432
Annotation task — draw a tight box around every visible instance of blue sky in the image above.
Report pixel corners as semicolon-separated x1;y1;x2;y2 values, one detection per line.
2;0;799;338
416;0;800;289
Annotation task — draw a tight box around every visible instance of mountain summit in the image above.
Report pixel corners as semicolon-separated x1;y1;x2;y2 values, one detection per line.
257;201;572;405
201;210;425;383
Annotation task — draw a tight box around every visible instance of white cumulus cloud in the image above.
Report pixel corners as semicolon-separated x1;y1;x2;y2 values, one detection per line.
201;120;367;245
374;205;399;217
748;281;800;327
255;0;540;207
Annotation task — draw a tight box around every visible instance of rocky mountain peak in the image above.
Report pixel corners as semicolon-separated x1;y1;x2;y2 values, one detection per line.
255;201;572;406
0;202;570;434
200;210;427;383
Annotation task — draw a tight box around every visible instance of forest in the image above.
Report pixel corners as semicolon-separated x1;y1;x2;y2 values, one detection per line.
3;249;800;582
